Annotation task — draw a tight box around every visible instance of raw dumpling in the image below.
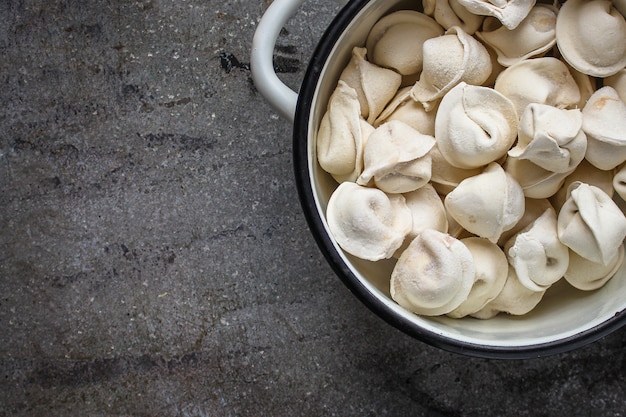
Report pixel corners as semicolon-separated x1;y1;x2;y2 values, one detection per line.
447;237;508;318
508;104;586;174
494;57;581;117
564;246;625;290
445;162;525;243
457;0;536;30
357;120;436;193
428;144;484;195
375;86;436;135
504;208;569;292
435;82;518;169
365;10;444;76
582;86;626;171
476;4;557;67
497;198;554;246
471;265;547;319
317;81;374;182
556;0;626;77
410;26;492;111
504;156;571;198
339;47;402;124
390;229;475;316
395;184;449;255
423;0;484;34
326;182;412;261
557;182;626;265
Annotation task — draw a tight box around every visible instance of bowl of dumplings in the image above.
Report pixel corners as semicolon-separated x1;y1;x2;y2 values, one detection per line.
254;0;626;358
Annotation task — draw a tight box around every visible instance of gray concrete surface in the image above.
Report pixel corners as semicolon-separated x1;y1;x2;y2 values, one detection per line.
0;0;624;416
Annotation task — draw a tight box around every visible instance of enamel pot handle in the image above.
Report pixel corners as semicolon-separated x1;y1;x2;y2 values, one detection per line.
251;0;306;122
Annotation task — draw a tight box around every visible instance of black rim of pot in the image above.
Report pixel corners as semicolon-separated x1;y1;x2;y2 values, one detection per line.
292;0;626;359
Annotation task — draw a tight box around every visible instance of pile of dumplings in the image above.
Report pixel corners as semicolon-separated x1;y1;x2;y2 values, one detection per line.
317;0;626;319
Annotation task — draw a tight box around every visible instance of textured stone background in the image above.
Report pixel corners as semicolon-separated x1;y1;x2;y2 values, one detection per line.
0;0;624;416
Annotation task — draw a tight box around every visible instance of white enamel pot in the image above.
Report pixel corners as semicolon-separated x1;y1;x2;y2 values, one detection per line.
250;0;626;358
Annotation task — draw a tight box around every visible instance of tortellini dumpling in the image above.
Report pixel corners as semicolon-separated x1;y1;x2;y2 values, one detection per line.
471;265;547;319
497;197;554;246
508;103;586;174
375;87;436;135
428;144;484;195
476;4;557;67
435;82;518;169
317;81;375;183
390;229;475;316
494;57;581;118
504;208;569;292
404;184;449;235
357;120;436;193
410;26;492;111
395;184;449;255
555;0;626;77
326;182;412;261
564;246;625;291
339;47;402;124
557;182;626;265
457;0;536;30
422;0;484;34
445;162;525;243
365;10;444;76
582;86;626;171
447;237;508;318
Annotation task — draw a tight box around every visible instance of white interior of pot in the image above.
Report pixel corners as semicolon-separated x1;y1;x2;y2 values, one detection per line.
307;0;626;348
